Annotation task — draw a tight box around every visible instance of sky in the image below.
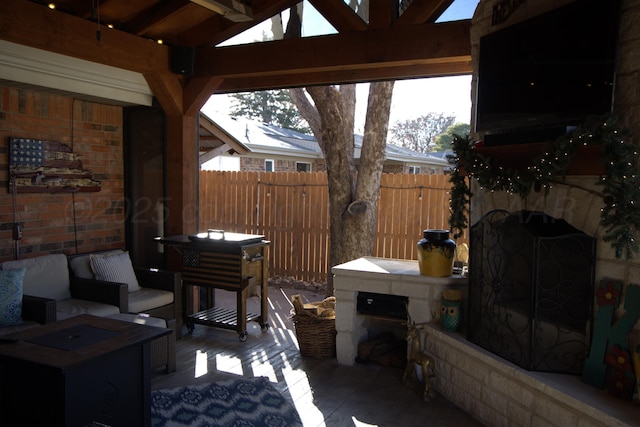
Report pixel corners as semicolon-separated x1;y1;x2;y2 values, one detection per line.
201;0;478;133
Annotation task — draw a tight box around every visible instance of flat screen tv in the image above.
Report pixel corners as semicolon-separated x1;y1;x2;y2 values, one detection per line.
475;0;621;142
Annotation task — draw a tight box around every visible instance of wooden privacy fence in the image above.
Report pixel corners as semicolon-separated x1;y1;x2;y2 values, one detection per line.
199;171;457;282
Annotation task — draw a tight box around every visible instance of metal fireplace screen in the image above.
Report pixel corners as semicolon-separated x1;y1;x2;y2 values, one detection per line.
467;210;596;374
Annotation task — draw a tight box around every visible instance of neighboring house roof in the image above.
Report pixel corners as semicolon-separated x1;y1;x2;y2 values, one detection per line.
208;114;321;160
199;112;251;166
429;150;454;159
203;113;450;169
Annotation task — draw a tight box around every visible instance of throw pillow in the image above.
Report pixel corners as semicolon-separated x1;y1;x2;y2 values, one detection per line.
90;252;141;292
0;267;26;327
68;250;125;279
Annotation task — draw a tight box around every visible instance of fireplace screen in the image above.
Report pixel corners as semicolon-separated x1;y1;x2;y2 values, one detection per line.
467;210;596;374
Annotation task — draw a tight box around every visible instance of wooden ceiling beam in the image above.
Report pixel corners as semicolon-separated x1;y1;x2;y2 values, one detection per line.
175;0;299;47
0;0;171;74
195;19;471;79
55;0;95;20
214;61;472;93
144;72;184;116
369;0;398;29
123;1;192;37
306;0;367;32
396;0;455;25
184;77;224;116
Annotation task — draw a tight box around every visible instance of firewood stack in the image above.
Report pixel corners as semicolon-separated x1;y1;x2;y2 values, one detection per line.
290;294;336;358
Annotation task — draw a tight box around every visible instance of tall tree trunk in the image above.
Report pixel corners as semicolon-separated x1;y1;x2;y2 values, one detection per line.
305;86;356;282
345;82;394;258
285;6;394;295
295;82;393;295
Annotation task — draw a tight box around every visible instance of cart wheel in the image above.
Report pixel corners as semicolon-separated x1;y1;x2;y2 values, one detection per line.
261;323;269;333
186;322;195;333
239;332;248;342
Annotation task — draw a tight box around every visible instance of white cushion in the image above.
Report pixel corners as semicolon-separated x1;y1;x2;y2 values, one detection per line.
2;254;70;301
128;288;174;314
90;252;140;292
56;298;120;321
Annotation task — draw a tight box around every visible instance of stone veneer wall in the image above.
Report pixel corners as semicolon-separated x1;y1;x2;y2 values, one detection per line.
333;257;467;365
418;1;640;425
423;324;636;426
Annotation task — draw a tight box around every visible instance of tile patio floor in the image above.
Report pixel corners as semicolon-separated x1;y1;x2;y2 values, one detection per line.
150;285;484;427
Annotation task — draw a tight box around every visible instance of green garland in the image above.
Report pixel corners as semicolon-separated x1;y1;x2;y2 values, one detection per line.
447;115;640;259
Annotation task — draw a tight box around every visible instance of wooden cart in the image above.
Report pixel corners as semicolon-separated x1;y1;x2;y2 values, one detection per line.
159;232;270;341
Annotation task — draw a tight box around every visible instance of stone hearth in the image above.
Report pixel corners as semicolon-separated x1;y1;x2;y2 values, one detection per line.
333;256;467;365
333;257;637;426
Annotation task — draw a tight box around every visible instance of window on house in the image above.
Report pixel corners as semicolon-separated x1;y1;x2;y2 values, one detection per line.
265;159;274;172
296;162;311;172
408;166;421;174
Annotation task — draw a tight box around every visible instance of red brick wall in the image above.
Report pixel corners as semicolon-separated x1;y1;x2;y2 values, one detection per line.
241;157;325;172
240;157;267;171
0;86;125;261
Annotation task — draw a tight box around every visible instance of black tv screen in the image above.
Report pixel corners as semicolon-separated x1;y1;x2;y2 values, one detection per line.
475;0;620;136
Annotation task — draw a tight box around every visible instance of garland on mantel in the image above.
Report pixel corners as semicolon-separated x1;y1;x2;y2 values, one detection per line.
447;115;640;259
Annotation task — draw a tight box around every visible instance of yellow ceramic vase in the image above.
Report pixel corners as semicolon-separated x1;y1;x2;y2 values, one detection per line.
417;229;456;277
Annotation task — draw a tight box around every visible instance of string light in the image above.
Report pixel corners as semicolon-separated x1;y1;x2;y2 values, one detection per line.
448;114;640;259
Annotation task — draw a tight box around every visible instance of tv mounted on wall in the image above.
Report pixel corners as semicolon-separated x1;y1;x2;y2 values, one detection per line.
475;0;621;145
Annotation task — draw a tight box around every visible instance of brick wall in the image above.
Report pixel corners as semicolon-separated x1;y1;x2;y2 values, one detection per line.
240;157;266;171
240;156;321;172
0;86;125;261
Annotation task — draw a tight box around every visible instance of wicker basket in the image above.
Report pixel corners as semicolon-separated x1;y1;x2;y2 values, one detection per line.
291;309;336;359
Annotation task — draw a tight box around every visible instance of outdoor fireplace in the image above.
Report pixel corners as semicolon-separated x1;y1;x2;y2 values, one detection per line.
467;210;596;374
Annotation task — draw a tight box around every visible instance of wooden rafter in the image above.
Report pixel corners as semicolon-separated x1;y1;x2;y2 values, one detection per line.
307;0;367;32
396;0;456;25
174;0;300;47
369;0;398;29
0;0;171;74
123;1;192;37
4;0;471;98
195;20;471;81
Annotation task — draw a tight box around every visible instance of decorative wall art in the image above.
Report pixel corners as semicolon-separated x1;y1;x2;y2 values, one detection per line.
582;281;640;400
8;138;101;193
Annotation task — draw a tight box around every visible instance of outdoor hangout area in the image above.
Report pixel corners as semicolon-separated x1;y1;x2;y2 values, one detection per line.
2;0;640;426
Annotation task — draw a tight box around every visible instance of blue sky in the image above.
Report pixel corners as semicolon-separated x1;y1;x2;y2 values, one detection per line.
203;1;478;132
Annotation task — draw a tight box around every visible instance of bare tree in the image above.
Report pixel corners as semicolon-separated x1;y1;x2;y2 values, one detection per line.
284;5;394;295
390;113;456;153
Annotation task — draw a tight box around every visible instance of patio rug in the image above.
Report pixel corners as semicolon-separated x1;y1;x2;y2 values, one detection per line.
151;376;303;427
